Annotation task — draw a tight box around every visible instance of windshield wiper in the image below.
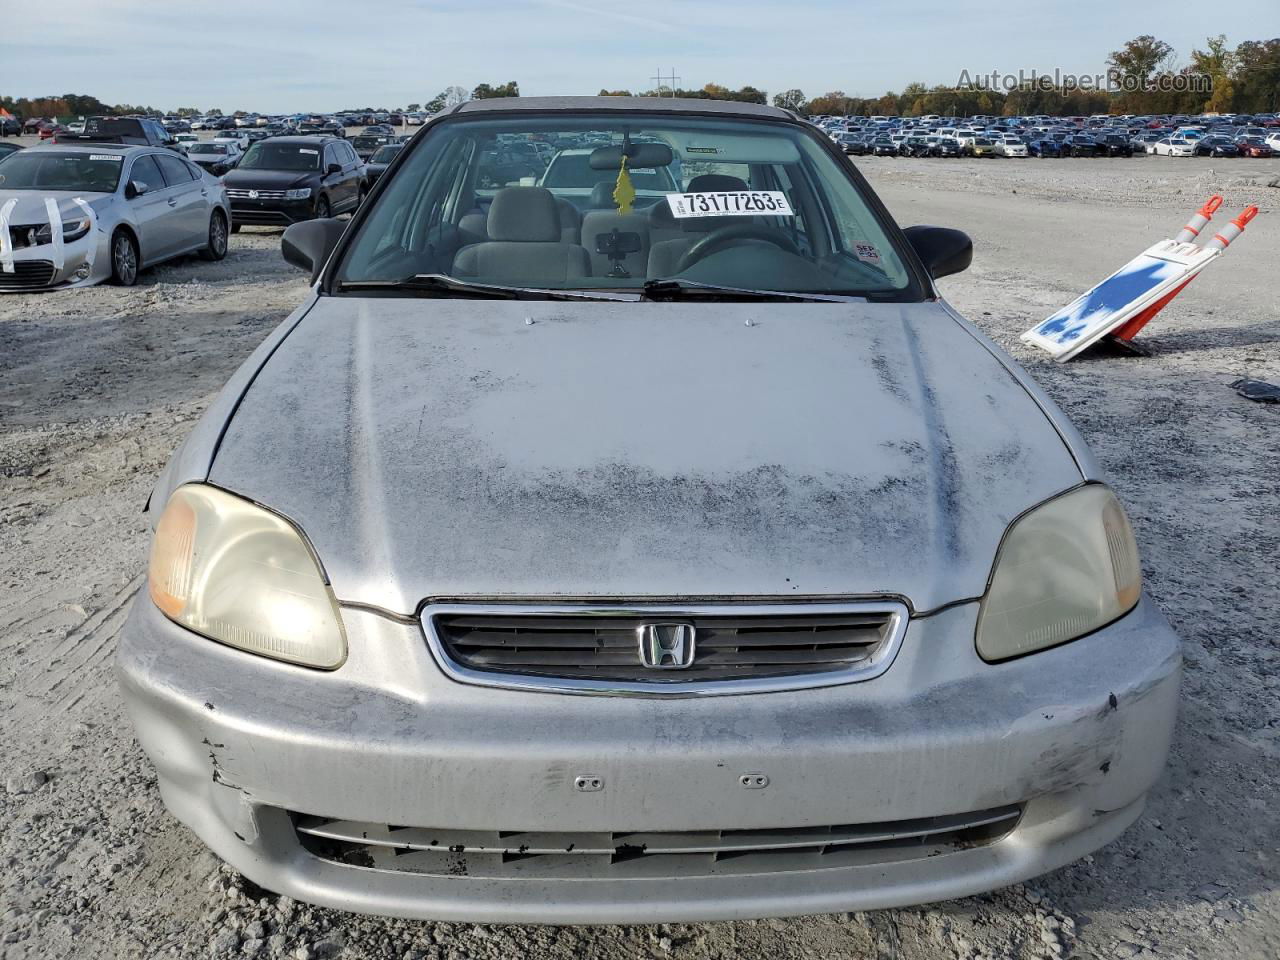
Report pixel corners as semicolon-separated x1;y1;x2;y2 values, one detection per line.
641;278;860;303
335;273;624;301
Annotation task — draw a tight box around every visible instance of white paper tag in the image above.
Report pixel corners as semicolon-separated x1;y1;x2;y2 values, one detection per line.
854;242;881;265
299;148;318;155
666;191;794;219
89;154;123;162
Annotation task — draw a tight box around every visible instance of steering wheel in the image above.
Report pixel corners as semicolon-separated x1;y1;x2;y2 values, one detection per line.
675;224;802;274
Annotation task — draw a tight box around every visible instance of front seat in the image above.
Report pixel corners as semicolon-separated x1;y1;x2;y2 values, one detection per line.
452;187;591;284
647;174;750;277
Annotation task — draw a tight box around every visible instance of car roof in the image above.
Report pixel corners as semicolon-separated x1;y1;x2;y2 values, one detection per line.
19;143;162;158
254;135;341;145
449;95;793;120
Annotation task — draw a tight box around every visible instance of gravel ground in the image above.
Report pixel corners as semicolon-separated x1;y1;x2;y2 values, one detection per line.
1;155;1278;959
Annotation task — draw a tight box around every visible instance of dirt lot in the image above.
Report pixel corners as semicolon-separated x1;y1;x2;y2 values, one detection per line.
1;155;1278;960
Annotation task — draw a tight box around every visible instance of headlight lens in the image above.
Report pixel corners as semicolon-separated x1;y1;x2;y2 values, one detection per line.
147;484;346;669
284;187;312;200
34;217;92;244
976;485;1141;662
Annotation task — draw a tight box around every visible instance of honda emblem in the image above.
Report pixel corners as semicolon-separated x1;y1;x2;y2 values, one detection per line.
637;622;696;669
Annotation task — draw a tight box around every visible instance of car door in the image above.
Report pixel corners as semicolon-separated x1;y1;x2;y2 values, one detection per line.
336;142;361;210
125;154;179;263
155;153;208;252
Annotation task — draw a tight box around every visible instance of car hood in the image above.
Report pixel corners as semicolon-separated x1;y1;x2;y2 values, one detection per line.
222;168;315;189
207;298;1081;614
0;190;113;222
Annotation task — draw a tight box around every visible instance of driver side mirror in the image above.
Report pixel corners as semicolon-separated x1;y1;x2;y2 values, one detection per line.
282;218;348;282
124;180;150;200
903;225;972;280
326;162;342;175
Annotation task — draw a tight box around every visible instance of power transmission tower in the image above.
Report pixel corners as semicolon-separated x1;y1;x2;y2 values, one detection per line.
650;68;681;97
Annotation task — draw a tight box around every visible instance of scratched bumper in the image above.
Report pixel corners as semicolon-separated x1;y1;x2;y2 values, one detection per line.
116;595;1180;923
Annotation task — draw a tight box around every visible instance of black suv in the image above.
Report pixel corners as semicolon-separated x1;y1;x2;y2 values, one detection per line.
222;136;365;230
64;116;180;150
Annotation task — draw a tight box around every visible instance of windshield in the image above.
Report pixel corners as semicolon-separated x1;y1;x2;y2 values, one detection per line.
370;145;403;164
0;151;123;192
238;143;321;171
190;144;227;155
335;113;917;298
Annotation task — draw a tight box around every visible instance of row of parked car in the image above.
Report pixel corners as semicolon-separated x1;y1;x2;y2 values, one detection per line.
819;112;1280;160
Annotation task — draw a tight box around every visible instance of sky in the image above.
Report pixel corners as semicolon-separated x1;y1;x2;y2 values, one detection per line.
2;0;1274;113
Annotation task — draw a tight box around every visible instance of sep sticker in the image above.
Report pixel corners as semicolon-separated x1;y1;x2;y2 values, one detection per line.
89;154;123;162
854;242;882;265
666;191;794;218
299;148;319;155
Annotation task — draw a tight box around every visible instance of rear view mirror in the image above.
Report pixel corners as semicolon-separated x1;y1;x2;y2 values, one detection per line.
903;225;973;280
595;229;643;257
589;143;673;170
282;218;347;282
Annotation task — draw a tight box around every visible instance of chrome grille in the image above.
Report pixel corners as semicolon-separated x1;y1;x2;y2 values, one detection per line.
294;805;1021;879
422;602;908;696
0;260;57;289
226;188;288;200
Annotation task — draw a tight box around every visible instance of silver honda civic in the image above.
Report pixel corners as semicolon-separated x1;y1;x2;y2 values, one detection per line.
0;143;230;291
117;97;1180;924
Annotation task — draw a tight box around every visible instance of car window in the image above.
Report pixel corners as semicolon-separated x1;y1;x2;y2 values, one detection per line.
156;153;196;185
129;154;165;192
336;113;918;298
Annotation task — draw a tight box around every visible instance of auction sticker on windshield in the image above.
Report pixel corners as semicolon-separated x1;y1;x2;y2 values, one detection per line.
666;191;794;218
90;155;123;162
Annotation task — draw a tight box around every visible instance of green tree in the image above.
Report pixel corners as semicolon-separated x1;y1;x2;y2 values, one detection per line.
473;81;519;99
598;89;633;97
772;88;807;112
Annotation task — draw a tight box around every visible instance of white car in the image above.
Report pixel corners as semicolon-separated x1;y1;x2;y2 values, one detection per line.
214;132;250;151
994;136;1028;157
1151;137;1195;157
173;133;200;153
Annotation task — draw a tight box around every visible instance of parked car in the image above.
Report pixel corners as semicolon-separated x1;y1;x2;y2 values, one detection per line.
1027;138;1063;158
1235;137;1274;158
1061;135;1100;157
222;136;365;230
1193;136;1240;158
0;142;22;162
964;136;997;157
0;144;229;291
63;116;180;150
186;141;243;175
363;142;403;187
870;136;898;155
928;137;962;157
39;124;71;141
350;134;394;160
118;95;1179;926
172;133;200;154
993;136;1028;157
1097;134;1134;157
1151;137;1195;157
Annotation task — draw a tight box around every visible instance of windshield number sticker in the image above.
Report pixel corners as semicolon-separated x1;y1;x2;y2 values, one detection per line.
298;148;318;155
666;191;794;218
89;154;123;162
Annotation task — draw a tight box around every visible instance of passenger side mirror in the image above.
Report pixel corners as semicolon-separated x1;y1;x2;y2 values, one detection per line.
281;218;347;282
903;225;972;280
125;180;149;199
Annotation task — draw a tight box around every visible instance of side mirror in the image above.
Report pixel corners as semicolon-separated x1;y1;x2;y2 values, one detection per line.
282;218;347;282
903;225;972;280
326;162;342;175
124;180;149;199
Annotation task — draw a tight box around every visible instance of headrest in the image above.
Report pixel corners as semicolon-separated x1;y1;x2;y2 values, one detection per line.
486;187;561;242
686;174;749;193
590;181;617;209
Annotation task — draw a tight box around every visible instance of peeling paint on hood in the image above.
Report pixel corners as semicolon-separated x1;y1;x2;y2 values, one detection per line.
208;297;1081;614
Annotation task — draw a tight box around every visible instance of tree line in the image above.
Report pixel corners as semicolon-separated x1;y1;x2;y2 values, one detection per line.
5;36;1276;121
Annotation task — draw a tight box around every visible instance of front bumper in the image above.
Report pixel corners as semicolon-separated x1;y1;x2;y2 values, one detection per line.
0;231;110;292
117;595;1180;923
229;199;315;226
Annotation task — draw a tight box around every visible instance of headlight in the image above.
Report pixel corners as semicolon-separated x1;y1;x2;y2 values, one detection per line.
284;187;312;200
147;484;346;669
976;485;1141;662
34;217;92;244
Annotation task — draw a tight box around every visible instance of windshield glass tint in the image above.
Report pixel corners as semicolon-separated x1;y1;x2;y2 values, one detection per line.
239;143;321;171
190;144;226;154
370;145;402;163
0;152;123;192
336;114;915;297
